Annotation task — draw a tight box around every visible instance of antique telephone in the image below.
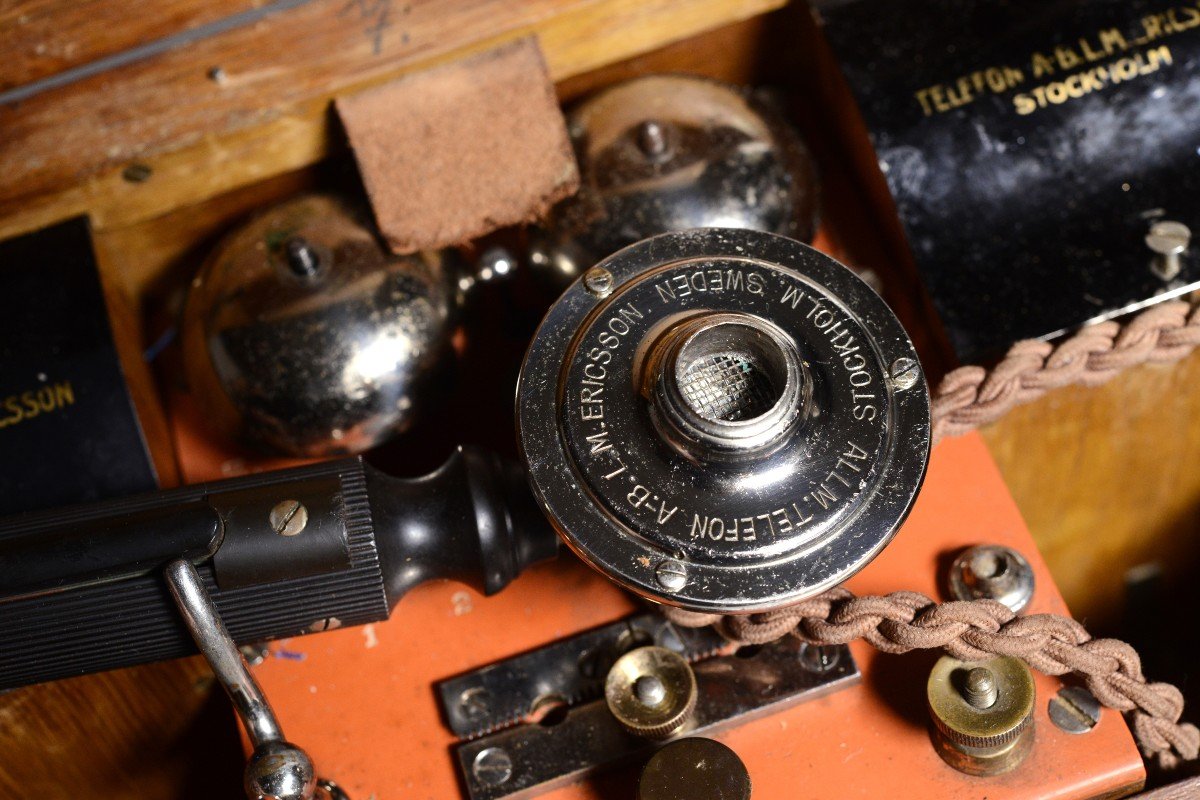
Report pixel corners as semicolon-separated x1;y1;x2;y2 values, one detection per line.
1;64;1192;800
0;227;928;798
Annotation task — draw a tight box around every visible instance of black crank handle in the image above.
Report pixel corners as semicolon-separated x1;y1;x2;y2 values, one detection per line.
0;446;557;690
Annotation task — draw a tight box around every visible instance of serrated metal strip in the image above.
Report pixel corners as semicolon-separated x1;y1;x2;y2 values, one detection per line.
436;613;726;740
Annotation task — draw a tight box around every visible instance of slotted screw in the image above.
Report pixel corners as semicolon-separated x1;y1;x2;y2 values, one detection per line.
1049;686;1101;733
269;500;308;537
459;687;491;721
890;357;920;390
472;747;513;787
655;560;688;592
584;266;615;298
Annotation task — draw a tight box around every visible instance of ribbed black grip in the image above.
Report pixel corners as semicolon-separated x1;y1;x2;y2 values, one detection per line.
0;459;388;690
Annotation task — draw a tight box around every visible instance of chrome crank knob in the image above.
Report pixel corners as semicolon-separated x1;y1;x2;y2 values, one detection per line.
517;229;930;613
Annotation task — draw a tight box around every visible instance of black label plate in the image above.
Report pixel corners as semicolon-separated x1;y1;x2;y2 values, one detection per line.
819;0;1200;359
0;218;158;515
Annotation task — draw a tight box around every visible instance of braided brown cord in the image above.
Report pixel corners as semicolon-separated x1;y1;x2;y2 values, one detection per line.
663;590;1199;769
931;300;1200;443
659;302;1200;766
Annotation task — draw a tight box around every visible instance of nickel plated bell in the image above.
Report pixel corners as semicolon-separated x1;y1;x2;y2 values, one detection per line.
182;194;502;457
530;74;819;291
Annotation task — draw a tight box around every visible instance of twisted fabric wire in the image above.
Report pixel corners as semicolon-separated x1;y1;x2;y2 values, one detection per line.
663;590;1199;769
931;300;1200;443
662;302;1200;765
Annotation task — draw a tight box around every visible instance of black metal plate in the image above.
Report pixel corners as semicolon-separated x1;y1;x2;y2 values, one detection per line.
453;638;859;800
437;613;727;739
818;0;1200;360
0;218;158;514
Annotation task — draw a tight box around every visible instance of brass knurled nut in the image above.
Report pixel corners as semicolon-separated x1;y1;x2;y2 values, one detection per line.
605;646;698;740
927;654;1036;776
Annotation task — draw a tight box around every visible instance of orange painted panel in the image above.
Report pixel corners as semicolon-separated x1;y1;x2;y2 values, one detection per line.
248;433;1145;799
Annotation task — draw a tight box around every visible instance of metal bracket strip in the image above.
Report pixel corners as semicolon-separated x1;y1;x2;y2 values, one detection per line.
454;639;859;799
437;612;727;739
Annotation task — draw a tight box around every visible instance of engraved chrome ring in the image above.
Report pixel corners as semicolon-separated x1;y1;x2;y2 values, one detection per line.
517;229;931;613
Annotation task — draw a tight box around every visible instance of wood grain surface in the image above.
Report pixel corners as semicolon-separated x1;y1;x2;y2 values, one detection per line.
3;2;1198;797
0;658;243;798
982;350;1200;627
0;8;788;799
0;0;256;90
1135;775;1200;798
0;0;785;242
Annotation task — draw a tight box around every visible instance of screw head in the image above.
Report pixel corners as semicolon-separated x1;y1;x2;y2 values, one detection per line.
239;644;270;667
633;675;667;707
605;646;698;740
655;560;688;592
799;644;840;673
472;747;513;787
1145;220;1191;256
122;163;153;183
1048;686;1101;733
284;237;322;278
636;120;671;160
890;357;920;390
583;266;615;297
927;655;1035;776
269;500;308;536
459;687;491;721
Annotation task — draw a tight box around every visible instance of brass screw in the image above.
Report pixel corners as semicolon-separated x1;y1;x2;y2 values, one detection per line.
269;500;308;537
584;266;615;298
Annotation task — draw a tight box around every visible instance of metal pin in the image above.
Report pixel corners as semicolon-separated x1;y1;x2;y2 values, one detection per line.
285;237;322;278
634;675;668;707
637;120;670;160
1145;220;1190;281
962;667;999;709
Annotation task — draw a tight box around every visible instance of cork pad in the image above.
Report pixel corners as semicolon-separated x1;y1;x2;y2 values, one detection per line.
336;37;579;254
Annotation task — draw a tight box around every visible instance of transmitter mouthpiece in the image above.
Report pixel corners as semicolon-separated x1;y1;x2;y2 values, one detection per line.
517;229;930;613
